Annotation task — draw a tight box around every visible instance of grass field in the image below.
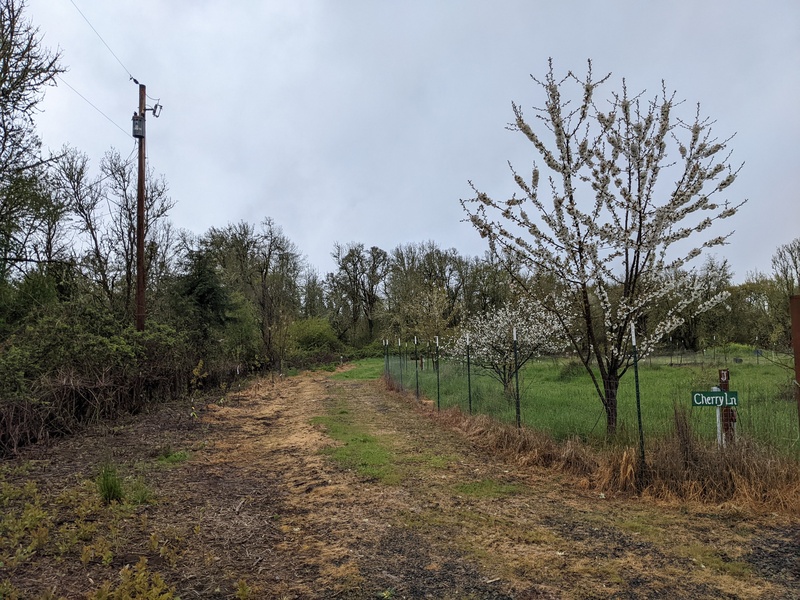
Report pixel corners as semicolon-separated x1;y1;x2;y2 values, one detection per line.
374;350;799;456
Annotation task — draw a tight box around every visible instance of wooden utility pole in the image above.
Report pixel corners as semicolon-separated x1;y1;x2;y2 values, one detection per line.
135;83;146;331
791;295;800;434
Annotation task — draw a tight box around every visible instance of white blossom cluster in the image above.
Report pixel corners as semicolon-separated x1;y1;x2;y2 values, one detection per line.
460;61;744;423
444;300;565;390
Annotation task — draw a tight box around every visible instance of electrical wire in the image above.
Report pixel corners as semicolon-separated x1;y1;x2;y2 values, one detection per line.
67;0;136;82
55;75;129;138
65;2;164;118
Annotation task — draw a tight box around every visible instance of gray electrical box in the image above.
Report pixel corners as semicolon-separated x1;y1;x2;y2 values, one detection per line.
132;113;145;138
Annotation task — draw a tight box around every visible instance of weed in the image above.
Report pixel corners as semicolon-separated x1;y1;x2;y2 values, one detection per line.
0;580;21;600
156;448;189;466
96;464;124;504
88;556;175;599
126;476;154;505
190;359;208;391
81;544;93;566
235;578;254;599
0;479;52;568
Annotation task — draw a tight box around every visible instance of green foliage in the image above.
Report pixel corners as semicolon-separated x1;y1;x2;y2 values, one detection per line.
221;291;262;368
0;299;191;456
0;579;22;599
0;477;51;569
235;579;254;599
290;317;342;354
156;448;189;466
173;248;231;353
556;359;585;381
125;476;154;505
96;464;124;504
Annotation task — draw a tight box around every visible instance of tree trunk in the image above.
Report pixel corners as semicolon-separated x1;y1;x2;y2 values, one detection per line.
603;375;620;436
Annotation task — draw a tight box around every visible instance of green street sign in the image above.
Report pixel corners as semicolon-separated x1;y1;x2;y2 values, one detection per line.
691;391;738;408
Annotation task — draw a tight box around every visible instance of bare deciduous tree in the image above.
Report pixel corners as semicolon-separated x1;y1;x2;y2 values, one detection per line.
0;0;64;279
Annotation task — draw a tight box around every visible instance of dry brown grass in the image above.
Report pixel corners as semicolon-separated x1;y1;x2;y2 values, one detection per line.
434;408;597;475
640;434;800;511
432;404;800;515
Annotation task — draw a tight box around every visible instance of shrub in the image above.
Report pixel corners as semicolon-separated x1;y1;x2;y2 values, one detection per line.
289;317;342;354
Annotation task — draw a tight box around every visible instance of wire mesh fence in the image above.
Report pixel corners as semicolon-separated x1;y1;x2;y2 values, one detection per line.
382;339;799;453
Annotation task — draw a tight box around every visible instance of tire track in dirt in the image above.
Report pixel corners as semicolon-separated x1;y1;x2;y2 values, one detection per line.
201;374;516;598
195;371;797;599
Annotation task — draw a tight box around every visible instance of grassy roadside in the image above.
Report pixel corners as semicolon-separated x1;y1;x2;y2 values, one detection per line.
312;368;793;598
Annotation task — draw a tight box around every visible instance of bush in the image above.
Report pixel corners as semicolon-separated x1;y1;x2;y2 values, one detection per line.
0;302;192;456
289;318;342;354
556;359;584;381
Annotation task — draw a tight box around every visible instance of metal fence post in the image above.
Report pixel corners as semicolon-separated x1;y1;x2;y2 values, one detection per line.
398;338;403;391
466;332;472;415
513;327;521;428
414;336;420;399
435;336;440;411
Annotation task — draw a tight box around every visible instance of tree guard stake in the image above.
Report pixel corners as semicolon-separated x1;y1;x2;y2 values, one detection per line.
631;323;645;483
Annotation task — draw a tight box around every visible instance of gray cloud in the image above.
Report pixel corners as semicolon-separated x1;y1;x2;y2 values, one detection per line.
27;0;800;279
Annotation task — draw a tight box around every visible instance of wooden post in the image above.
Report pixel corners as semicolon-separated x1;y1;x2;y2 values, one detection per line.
719;368;735;445
135;83;146;331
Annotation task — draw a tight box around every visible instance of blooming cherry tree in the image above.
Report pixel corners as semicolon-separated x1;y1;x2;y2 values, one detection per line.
447;301;564;396
462;60;744;434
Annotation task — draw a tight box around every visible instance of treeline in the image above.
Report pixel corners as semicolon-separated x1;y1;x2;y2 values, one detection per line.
324;240;800;354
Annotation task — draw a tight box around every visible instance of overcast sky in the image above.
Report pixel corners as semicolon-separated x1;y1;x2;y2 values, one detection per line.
24;1;800;280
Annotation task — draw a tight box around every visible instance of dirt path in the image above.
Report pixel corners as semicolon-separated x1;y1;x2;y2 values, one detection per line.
2;370;798;599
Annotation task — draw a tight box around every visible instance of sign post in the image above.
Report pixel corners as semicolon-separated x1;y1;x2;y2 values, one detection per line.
691;368;738;447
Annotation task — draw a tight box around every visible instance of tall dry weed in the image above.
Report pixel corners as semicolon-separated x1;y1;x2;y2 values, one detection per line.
595;447;639;493
432;403;799;514
625;406;799;512
433;408;594;472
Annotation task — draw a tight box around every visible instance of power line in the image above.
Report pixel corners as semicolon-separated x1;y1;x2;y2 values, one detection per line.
67;0;136;82
55;75;129;137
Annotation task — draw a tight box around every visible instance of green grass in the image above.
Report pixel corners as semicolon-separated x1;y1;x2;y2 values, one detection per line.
378;351;799;455
156;448;190;465
330;358;385;381
311;402;401;484
677;544;752;578
96;464;124;504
